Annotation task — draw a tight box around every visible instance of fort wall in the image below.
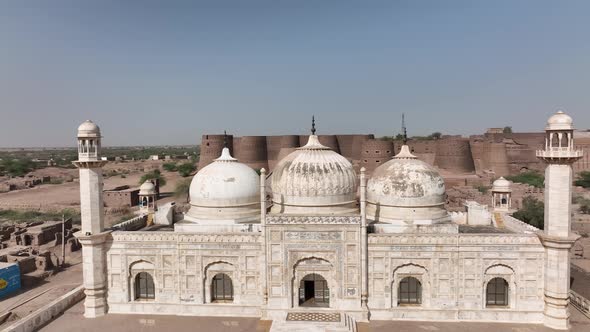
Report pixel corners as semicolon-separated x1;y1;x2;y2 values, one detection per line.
360;139;395;172
434;138;475;173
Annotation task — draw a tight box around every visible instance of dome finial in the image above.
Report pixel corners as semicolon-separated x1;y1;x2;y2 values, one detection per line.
402;113;408;145
223;130;228;148
311;115;316;135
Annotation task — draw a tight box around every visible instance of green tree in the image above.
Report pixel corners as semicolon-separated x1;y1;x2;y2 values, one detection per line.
574;171;590;188
0;159;36;177
174;178;192;202
503;126;513;134
506;171;544;188
429;132;442;140
513;196;544;229
163;163;177;172
140;169;166;187
177;163;196;177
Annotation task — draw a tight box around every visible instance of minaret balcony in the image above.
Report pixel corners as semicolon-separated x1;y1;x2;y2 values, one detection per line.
536;149;583;162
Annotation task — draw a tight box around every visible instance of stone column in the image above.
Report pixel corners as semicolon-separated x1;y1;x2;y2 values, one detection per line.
360;167;368;312
74;161;110;318
537;163;579;330
260;168;268;306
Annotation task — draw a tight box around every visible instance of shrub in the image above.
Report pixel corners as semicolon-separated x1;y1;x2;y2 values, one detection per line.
0;159;36;177
476;185;489;194
140;169;166;187
579;199;590;214
177;163;196;177
174;178;192;202
163;163;178;172
506;171;544;188
574;171;590;188
512;196;544;229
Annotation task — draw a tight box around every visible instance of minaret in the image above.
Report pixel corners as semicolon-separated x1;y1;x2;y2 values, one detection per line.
536;110;583;330
73;120;109;318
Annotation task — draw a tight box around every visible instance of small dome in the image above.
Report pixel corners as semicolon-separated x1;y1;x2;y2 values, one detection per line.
492;177;511;192
546;110;573;131
77;120;101;138
271;135;357;215
186;147;260;221
366;145;448;223
139;181;156;195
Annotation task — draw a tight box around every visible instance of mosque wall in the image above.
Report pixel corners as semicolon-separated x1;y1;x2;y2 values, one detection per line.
104;232;264;316
367;233;545;322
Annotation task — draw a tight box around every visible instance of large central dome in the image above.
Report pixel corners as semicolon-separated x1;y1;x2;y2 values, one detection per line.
270;135;357;215
366;145;448;224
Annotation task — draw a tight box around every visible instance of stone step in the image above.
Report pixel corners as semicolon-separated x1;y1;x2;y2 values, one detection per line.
270;311;356;332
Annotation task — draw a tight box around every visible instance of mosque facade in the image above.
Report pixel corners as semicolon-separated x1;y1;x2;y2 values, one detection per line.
74;111;582;330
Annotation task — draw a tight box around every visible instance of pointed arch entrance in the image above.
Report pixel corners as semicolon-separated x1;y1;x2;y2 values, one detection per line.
299;273;329;307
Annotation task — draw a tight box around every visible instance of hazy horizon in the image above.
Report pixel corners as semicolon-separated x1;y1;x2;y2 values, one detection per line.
1;1;590;147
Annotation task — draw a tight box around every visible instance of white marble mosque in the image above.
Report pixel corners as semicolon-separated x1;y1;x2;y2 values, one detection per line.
73;111;582;330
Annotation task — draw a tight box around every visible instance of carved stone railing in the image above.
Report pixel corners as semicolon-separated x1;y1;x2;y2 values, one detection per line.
570;289;590;318
503;215;540;234
368;233;541;246
267;215;360;225
110;215;147;231
111;231;261;243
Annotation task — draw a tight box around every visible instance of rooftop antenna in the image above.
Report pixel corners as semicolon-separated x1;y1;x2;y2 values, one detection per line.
311;115;316;135
402;113;408;145
223;130;228;148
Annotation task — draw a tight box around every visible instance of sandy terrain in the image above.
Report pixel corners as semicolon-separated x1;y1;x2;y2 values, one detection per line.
0;161;191;225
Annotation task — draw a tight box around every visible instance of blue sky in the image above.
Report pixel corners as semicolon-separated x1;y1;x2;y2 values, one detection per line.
1;1;589;147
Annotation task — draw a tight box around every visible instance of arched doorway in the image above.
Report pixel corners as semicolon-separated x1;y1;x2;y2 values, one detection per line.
299;273;329;307
135;272;155;300
486;277;509;307
211;273;233;303
398;276;422;305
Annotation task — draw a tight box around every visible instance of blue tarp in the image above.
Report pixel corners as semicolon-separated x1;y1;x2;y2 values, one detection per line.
0;263;21;298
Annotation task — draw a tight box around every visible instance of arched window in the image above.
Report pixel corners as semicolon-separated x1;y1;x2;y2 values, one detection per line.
212;273;233;303
398;277;422;305
486;277;509;307
135;272;155;300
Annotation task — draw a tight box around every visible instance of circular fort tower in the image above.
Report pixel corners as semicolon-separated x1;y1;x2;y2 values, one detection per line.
434;138;475;173
234;136;269;170
198;134;234;170
360;139;395;173
267;135;300;170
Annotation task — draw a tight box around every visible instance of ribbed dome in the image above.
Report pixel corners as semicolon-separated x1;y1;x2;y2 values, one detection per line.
271;135;357;215
546;110;573;130
77;120;101;138
186;147;260;221
366;145;448;224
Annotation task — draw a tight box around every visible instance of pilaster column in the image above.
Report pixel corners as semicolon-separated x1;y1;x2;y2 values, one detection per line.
360;168;368;310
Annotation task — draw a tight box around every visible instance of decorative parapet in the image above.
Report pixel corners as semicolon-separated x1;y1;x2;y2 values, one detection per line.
570;289;590;319
503;215;540;234
267;215;360;225
368;233;540;246
110;215;147;231
111;231;261;243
